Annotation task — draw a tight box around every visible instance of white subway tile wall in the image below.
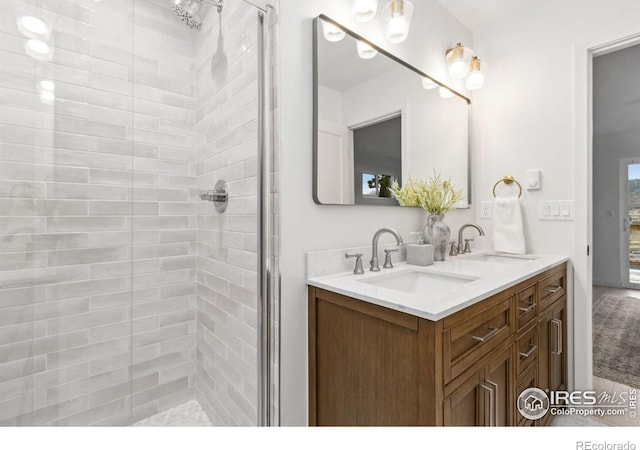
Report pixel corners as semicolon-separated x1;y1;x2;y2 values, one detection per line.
194;1;260;425
0;0;198;425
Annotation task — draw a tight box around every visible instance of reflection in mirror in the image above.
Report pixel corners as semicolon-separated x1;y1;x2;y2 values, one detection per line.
313;15;471;207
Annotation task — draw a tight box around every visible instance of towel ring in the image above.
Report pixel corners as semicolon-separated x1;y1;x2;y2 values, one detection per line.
493;175;522;198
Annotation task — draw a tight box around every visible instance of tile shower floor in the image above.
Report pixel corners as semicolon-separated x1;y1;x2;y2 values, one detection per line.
133;400;212;427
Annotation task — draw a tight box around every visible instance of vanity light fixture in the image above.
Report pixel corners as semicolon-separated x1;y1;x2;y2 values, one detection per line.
352;0;378;23
465;56;486;90
321;19;346;42
356;40;378;59
384;0;414;44
421;77;437;90
445;43;473;79
445;43;487;90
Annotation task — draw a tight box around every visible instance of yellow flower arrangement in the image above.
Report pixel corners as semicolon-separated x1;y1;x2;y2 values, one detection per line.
390;172;463;215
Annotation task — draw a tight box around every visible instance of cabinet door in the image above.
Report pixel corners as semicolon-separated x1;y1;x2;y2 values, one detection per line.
538;297;567;393
444;368;487;426
444;344;513;426
538;309;552;393
485;345;514;426
310;290;422;426
537;297;567;426
549;299;567;392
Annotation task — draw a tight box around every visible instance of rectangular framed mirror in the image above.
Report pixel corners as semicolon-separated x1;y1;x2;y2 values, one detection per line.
313;15;471;207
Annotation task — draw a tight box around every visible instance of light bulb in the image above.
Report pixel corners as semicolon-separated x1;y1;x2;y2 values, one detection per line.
387;16;407;43
422;77;437;90
321;20;346;42
466;70;485;90
25;39;52;61
445;43;473;80
353;0;378;22
439;87;454;99
385;0;414;44
17;16;49;40
466;56;486;90
448;58;469;79
356;40;378;59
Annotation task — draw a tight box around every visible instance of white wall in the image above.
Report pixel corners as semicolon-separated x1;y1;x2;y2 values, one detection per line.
592;44;640;287
279;0;473;425
469;0;640;392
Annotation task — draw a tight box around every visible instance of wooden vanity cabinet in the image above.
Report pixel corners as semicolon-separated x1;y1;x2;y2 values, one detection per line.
308;263;567;426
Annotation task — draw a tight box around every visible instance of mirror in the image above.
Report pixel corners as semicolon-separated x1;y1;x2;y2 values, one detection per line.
313;15;471;207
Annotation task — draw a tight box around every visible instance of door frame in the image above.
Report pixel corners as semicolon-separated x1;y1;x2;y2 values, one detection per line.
580;32;640;392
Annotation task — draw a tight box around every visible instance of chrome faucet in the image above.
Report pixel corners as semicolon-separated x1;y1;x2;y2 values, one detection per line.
370;228;404;272
456;223;485;255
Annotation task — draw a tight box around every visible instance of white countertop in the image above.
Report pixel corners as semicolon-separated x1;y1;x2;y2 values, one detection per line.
307;251;569;321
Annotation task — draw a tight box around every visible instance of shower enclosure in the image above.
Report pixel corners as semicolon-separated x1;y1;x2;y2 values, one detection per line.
0;0;279;426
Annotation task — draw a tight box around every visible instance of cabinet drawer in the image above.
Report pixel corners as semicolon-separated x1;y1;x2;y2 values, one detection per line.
538;269;565;312
516;364;538;427
516;324;538;376
515;284;537;332
443;296;513;383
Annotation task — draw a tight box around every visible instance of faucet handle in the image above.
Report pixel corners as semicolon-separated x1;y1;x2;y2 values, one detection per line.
383;248;399;269
345;253;364;275
449;241;458;256
463;239;474;253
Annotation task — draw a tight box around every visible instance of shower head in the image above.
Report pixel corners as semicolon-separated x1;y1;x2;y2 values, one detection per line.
172;0;223;31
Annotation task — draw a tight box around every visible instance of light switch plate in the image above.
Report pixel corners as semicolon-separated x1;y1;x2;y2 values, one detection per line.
539;200;574;221
526;169;542;190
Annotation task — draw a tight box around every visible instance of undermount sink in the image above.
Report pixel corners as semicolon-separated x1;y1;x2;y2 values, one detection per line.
360;270;477;295
464;253;538;264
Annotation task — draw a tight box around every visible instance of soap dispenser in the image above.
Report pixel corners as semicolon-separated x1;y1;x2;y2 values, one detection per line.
406;231;434;266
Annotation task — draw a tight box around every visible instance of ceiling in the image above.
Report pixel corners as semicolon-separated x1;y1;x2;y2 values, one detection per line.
436;0;538;32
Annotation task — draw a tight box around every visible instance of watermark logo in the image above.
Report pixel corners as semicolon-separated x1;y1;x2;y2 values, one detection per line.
517;387;550;420
517;387;638;419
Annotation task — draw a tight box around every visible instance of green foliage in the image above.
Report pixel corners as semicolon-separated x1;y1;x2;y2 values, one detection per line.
390;172;463;215
629;179;640;209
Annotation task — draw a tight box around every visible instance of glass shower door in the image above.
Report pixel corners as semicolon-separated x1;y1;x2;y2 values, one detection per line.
0;0;279;426
0;0;136;425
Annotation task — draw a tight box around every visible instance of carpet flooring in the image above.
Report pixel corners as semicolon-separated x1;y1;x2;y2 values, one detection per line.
593;294;640;389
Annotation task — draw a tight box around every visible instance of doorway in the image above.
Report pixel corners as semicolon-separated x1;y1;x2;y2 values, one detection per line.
591;43;640;424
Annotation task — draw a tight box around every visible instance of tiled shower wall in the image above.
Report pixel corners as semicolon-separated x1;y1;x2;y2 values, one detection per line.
0;0;197;425
194;1;260;425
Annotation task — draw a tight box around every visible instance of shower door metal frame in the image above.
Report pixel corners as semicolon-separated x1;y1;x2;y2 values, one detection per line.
255;2;280;427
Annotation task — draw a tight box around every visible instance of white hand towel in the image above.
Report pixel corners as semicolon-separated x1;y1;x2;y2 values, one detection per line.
492;197;526;254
